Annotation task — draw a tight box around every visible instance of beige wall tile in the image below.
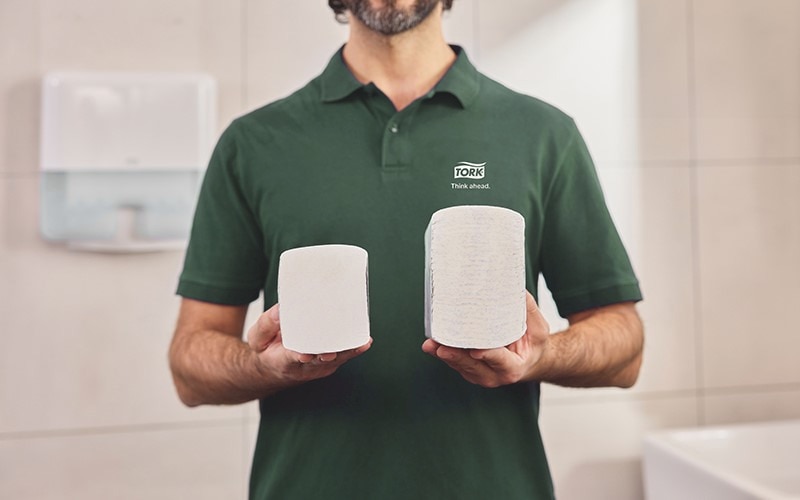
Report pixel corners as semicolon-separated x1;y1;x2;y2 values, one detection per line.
442;0;477;60
0;0;41;175
703;387;800;425
0;177;247;433
39;0;238;73
476;0;691;164
693;0;800;160
697;164;800;388
543;166;697;399
244;1;348;110
599;166;696;392
38;0;244;140
636;0;692;162
0;423;245;500
244;418;260;490
540;395;698;500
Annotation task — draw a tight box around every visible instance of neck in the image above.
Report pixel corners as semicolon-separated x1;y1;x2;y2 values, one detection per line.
342;6;456;111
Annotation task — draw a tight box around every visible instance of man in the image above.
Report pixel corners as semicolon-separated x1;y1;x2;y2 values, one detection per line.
169;1;644;498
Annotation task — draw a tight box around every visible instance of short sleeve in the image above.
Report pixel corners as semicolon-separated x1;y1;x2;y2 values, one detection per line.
540;123;642;317
176;123;267;305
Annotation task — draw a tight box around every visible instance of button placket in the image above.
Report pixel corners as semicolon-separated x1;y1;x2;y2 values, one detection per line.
382;116;405;169
381;101;422;171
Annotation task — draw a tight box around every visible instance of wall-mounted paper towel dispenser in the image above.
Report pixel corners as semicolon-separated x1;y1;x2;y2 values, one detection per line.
39;72;217;252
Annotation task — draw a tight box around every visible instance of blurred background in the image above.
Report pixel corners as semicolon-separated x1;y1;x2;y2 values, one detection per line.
1;0;799;499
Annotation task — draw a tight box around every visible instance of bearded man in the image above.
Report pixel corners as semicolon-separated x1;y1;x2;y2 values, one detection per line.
169;1;644;498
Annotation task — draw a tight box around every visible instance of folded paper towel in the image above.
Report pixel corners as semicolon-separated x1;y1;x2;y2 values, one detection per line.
278;244;370;354
425;206;526;349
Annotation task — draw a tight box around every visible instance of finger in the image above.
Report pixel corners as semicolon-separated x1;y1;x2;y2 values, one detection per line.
435;345;483;367
526;290;540;313
438;354;498;385
295;337;373;365
332;338;374;362
435;345;494;375
295;353;315;364
247;303;281;352
526;291;550;335
353;337;373;355
421;339;441;356
290;351;333;365
470;347;518;371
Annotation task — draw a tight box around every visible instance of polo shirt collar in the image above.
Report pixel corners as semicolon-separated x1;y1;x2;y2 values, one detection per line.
320;45;480;108
432;45;480;108
319;47;364;103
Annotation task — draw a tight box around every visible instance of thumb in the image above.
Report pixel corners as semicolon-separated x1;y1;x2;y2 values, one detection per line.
525;291;550;337
247;303;280;352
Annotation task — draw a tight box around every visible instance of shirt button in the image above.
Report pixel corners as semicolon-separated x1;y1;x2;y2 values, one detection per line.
390;124;399;133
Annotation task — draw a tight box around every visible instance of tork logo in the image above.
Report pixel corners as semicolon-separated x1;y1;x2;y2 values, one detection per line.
453;161;486;179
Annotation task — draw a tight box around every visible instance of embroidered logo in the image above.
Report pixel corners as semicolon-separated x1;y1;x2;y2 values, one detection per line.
453;161;486;180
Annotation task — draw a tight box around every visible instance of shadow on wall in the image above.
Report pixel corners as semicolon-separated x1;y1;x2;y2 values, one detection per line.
2;80;41;251
3;80;40;175
476;0;571;55
478;3;702;500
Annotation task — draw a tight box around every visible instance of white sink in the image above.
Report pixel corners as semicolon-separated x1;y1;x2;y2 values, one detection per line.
643;419;800;500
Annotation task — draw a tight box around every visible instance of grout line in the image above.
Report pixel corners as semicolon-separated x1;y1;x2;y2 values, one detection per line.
594;157;800;169
241;0;249;113
0;171;41;180
694;157;800;167
472;0;480;64
685;0;706;427
542;382;800;407
241;408;251;499
542;388;699;406
594;159;693;169
0;418;244;442
704;383;800;397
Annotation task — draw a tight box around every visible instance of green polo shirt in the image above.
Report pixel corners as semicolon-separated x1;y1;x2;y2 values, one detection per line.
178;46;641;500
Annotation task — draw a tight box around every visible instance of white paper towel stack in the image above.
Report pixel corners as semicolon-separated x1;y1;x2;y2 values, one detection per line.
278;244;370;354
425;206;526;349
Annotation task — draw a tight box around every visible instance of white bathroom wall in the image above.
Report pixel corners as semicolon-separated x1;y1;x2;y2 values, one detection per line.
485;1;800;499
0;1;256;498
1;1;798;499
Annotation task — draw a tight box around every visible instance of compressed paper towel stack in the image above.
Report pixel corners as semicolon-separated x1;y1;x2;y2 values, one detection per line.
425;206;526;349
278;244;370;354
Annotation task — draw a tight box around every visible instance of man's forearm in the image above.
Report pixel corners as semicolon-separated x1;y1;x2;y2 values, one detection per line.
170;299;375;407
527;303;644;388
169;329;277;407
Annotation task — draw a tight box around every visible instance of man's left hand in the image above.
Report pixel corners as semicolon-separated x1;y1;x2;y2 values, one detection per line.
422;291;550;388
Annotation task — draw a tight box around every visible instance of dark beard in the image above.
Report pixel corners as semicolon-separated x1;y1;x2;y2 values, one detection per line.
348;0;441;36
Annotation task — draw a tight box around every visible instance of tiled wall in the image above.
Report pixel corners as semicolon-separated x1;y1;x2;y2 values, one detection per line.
1;1;798;499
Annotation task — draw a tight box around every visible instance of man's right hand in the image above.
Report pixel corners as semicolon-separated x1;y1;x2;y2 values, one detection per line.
247;303;373;388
